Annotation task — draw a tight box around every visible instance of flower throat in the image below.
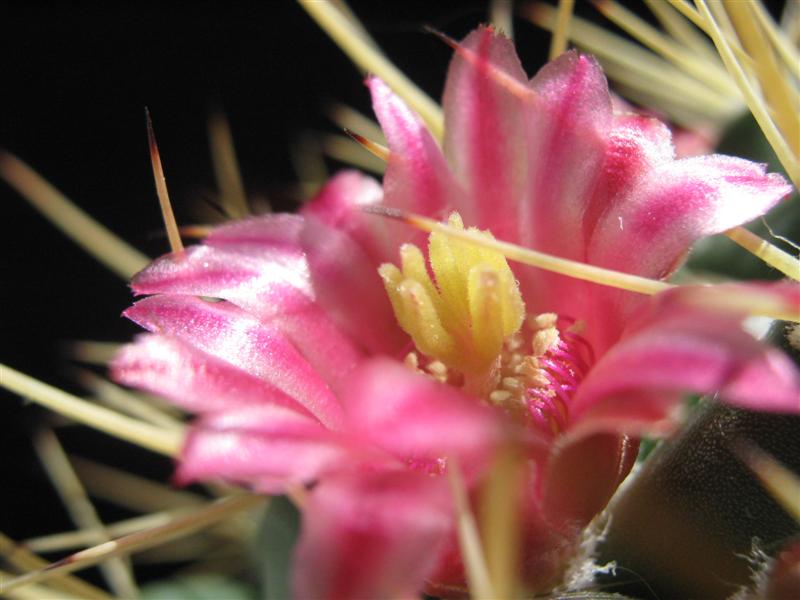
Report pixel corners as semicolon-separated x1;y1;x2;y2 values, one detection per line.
379;212;593;436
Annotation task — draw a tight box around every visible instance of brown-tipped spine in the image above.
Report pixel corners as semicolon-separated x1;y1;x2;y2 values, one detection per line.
146;108;184;254
343;128;391;161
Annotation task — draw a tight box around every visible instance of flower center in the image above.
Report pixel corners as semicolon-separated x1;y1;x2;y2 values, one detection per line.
379;213;593;436
490;313;594;437
379;212;525;393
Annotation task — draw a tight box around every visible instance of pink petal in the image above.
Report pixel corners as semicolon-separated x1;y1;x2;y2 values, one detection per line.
522;51;611;258
545;117;789;353
132;243;314;320
567;284;800;439
132;228;367;391
137;175;406;359
123;296;345;429
175;404;361;491
300;213;408;356
205;212;305;249
367;77;464;221
344;358;509;478
513;52;614;333
582;114;675;238
111;334;315;419
551;115;676;351
302;169;394;261
588;154;792;281
442;26;528;241
293;471;452;599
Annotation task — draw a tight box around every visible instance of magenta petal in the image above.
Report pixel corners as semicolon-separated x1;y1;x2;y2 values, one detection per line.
292;471;452;600
442;26;527;240
123;296;345;429
568;285;800;438
176;405;355;491
300;173;413;354
300;214;408;356
132;225;366;392
302;170;394;261
111;334;315;419
588;154;793;280
344;358;505;477
132;243;313;319
582;114;675;239
367;76;464;220
523;51;611;258
205;212;305;249
514;52;614;327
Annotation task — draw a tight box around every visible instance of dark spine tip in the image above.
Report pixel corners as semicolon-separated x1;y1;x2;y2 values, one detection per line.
422;25;459;50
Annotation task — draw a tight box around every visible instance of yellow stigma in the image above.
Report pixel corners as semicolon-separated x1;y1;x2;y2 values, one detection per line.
379;212;525;383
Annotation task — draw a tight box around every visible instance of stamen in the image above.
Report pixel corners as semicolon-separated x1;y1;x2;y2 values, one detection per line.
380;212;525;380
486;312;595;437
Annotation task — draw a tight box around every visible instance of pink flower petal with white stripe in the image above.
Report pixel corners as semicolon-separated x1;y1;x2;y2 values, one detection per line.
175;404;363;491
567;284;800;440
522;51;611;258
588;154;792;281
344;358;511;479
300;213;407;356
367;76;464;221
124;295;345;429
301;169;394;261
111;334;315;419
442;25;528;241
292;470;452;600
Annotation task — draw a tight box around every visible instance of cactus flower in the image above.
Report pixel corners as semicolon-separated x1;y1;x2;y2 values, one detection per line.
113;26;798;597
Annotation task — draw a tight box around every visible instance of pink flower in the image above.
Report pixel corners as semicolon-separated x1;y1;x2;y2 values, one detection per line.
113;26;798;597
